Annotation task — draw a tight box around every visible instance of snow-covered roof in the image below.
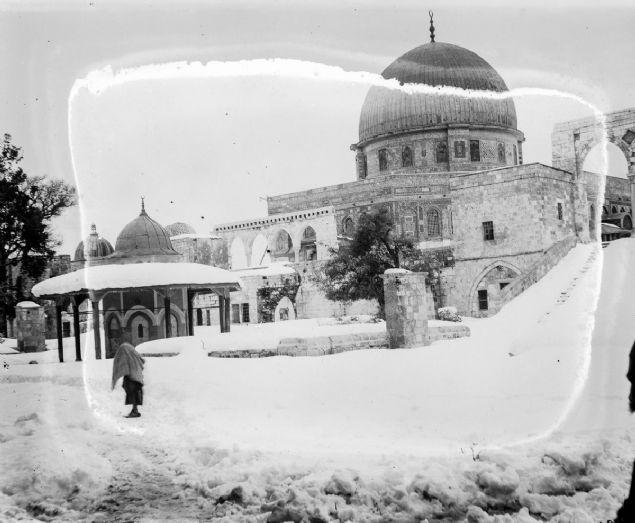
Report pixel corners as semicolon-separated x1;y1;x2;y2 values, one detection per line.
31;262;241;298
232;263;297;278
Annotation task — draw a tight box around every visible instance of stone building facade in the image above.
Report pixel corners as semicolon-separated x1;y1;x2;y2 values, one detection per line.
213;35;634;320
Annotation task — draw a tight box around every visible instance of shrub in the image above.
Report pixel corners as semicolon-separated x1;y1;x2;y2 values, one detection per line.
438;306;462;322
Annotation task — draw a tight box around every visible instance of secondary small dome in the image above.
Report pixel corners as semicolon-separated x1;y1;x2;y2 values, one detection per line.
358;42;517;144
74;224;114;262
165;222;197;237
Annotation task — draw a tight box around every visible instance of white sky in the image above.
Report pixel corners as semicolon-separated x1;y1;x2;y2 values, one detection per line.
1;1;634;254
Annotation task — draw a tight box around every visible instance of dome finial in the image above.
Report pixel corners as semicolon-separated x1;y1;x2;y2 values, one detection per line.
429;10;435;43
140;196;146;215
90;223;97;234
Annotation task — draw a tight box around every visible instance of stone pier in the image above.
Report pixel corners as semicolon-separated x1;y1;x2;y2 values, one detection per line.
382;269;431;349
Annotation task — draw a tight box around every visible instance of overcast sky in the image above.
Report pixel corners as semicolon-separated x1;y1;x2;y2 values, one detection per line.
2;0;634;255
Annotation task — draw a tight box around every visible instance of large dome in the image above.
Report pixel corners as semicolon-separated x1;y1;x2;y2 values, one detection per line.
110;204;180;261
358;42;517;144
74;224;114;262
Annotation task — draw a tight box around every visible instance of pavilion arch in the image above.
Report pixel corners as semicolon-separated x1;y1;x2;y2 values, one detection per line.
250;233;271;267
104;309;123;357
230;237;248;270
157;303;187;337
467;260;521;317
123;304;159;327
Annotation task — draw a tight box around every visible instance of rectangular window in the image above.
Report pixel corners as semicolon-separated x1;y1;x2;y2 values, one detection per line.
470;140;480;161
454;141;465;158
557;202;563;220
436;142;448;163
241;303;250;323
478;289;489;311
403;215;415;237
231;303;240;323
206;310;211;326
482;221;494;241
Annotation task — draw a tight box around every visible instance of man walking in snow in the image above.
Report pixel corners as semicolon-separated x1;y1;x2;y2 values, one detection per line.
111;332;145;418
615;340;635;522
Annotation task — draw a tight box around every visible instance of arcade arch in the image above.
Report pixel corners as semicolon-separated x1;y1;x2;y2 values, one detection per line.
250;233;271;267
582;141;629;178
230;237;248;269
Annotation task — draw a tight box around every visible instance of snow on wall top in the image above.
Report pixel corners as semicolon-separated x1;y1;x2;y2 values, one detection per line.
16;301;42;308
232;264;297;278
31;263;242;297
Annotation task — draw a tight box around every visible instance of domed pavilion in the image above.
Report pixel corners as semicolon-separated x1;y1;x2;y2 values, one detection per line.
33;201;241;362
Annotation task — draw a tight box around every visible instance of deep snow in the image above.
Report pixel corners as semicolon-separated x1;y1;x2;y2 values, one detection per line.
1;239;634;521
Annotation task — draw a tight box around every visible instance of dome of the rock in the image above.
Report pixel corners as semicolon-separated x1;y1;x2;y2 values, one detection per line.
358;42;517;144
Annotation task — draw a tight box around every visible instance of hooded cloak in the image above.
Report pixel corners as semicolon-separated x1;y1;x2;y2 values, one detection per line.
111;342;145;390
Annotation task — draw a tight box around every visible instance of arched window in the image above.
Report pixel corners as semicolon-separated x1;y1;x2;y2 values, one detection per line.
513;144;518;165
300;226;317;261
436;142;448;163
137;323;144;338
402;146;413;168
612;205;618;214
427;209;441;237
378;149;388;171
275;230;292;254
343;216;354;236
497;143;505;163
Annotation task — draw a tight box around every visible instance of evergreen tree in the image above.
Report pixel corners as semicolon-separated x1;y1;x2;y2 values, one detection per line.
320;208;426;316
0;134;76;334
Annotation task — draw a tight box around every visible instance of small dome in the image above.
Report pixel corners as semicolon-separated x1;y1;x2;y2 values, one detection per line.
358;42;517;144
165;222;197;237
110;203;180;260
74;224;114;262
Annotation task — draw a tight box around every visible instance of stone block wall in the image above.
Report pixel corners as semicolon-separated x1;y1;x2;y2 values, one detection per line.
383;271;431;348
451;163;577;262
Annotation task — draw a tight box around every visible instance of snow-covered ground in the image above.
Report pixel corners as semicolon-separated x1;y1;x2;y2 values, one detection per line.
1;239;634;521
137;317;387;355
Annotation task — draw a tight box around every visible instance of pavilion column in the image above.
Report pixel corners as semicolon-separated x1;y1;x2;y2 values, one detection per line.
55;301;64;363
90;293;102;360
224;289;231;333
187;290;195;336
164;291;171;338
218;293;227;333
72;297;81;362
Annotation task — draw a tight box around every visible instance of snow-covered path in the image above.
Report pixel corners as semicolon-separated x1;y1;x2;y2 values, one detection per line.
559;239;635;434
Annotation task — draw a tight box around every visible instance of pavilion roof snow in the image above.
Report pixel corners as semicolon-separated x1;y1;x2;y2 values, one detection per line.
31;262;242;298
